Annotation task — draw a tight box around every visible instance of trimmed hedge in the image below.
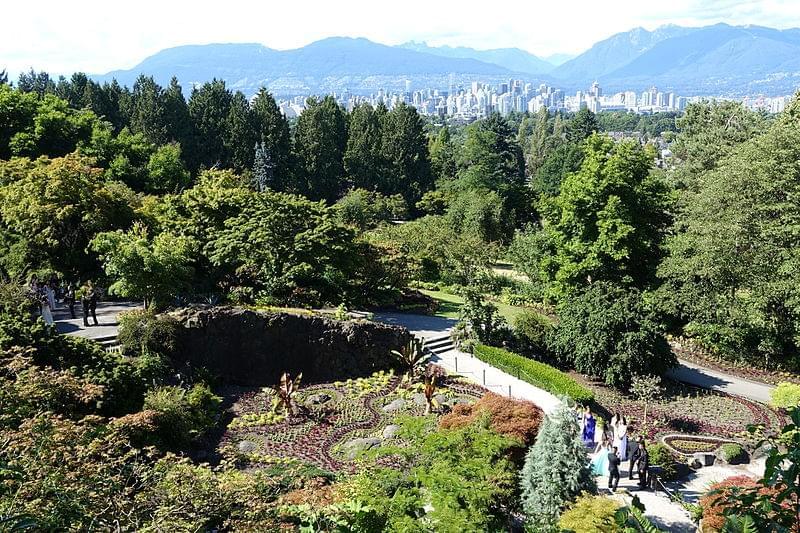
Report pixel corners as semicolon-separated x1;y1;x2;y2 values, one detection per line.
473;344;594;403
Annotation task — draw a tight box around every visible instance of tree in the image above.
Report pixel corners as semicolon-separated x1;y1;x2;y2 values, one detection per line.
344;103;384;191
658;98;800;369
549;282;675;388
128;76;167;145
188;79;232;172
224;91;256;172
0;69;8;85
380;102;433;208
250;88;291;190
630;375;663;428
147;143;190;193
17;69;56;97
0;84;38;159
520;401;596;531
292;96;347;202
91;223;196;309
251;141;275;192
0;153;136;276
428;126;456;183
522;135;671;300
533;142;584;197
162;77;192;154
567;108;599;142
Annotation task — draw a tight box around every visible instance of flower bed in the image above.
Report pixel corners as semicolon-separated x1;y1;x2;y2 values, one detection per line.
573;373;787;442
217;369;486;472
662;435;737;455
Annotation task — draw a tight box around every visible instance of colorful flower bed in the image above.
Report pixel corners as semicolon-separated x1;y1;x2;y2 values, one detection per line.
662;435;737;455
217;368;486;472
574;374;787;442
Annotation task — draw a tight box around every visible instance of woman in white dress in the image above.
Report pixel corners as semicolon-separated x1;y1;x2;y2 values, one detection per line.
615;416;629;462
40;294;54;325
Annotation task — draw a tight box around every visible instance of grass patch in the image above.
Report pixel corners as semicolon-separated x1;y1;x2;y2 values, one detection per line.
420;289;525;323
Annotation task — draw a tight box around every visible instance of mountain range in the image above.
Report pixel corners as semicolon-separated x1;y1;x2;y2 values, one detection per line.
94;23;800;97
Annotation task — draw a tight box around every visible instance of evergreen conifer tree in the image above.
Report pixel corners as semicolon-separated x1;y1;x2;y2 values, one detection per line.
252;141;274;192
520;401;596;531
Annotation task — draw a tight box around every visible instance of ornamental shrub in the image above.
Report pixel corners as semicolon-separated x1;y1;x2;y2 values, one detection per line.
438;392;543;446
647;443;678;481
513;309;553;355
520;402;596;531
473;344;594;403
770;382;800;409
558;492;622;532
718;443;748;465
143;383;221;449
698;475;760;532
118;308;180;357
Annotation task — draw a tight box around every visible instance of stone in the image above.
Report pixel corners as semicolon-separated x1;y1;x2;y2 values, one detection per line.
692;452;715;467
382;424;401;439
433;394;449;406
342;437;381;460
382;399;406;413
237;440;257;454
306;393;331;406
752;442;774;460
412;393;427;406
167;305;411;385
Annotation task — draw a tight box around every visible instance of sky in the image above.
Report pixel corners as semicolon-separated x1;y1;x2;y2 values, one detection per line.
2;0;800;79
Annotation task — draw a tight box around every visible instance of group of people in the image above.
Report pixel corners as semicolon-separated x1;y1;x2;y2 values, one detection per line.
28;275;100;327
576;406;651;492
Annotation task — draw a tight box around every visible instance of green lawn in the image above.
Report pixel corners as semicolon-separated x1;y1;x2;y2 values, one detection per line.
419;289;525;324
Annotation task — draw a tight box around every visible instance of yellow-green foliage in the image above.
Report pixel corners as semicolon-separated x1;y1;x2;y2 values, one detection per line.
770;382;800;409
558;493;622;532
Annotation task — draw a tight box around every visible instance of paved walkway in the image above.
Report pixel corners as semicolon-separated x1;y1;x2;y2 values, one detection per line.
668;358;775;404
54;301;141;341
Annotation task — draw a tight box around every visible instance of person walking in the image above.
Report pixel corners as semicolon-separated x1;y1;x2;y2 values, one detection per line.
628;436;641;480
637;439;650;488
81;281;99;326
591;439;611;476
582;406;596;447
607;445;621;492
64;284;76;319
40;293;54;325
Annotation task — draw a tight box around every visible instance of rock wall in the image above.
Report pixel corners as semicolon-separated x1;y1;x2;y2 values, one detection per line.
168;306;410;385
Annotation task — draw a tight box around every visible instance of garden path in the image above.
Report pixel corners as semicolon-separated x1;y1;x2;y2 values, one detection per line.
54;301;141;347
667;358;774;404
375;312;776;404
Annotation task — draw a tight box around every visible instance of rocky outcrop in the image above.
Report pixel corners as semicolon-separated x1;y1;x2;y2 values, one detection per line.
168;306;410;385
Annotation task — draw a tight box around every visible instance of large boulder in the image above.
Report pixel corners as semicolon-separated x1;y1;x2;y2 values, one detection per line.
341;437;381;460
167;306;410;385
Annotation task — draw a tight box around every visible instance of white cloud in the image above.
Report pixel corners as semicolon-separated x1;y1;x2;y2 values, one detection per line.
2;0;800;79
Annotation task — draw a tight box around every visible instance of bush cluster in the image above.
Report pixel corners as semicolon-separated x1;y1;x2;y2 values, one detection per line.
718;443;748;464
472;344;594;403
646;443;679;481
770;381;800;410
439;392;543;446
142;383;222;449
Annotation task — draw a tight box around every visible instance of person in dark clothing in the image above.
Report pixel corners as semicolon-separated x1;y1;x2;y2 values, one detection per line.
64;284;76;319
629;437;642;480
637;440;650;488
81;281;99;326
608;445;621;491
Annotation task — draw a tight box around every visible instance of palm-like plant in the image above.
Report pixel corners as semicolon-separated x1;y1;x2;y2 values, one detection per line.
423;373;438;415
390;337;429;383
273;372;302;417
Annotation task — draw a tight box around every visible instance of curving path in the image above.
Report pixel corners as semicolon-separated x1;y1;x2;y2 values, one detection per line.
667;358;775;404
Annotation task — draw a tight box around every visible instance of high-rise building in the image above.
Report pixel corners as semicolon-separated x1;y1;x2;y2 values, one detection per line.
590;81;602;98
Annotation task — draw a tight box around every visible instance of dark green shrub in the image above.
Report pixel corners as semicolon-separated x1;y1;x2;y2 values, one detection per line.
718;443;748;464
549;282;675;388
118;308;180;357
143;383;222;449
647;443;678;481
0;312;146;415
473;344;594;403
513;309;553;355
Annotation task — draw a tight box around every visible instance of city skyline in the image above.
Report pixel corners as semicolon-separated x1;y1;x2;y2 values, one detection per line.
3;0;800;80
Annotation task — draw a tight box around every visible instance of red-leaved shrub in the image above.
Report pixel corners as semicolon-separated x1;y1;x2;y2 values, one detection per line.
438;392;543;446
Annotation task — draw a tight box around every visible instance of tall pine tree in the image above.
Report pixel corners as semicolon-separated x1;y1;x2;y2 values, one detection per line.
344;103;384;191
520;402;596;531
188;79;232;172
292;96;347;202
251;88;291;190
